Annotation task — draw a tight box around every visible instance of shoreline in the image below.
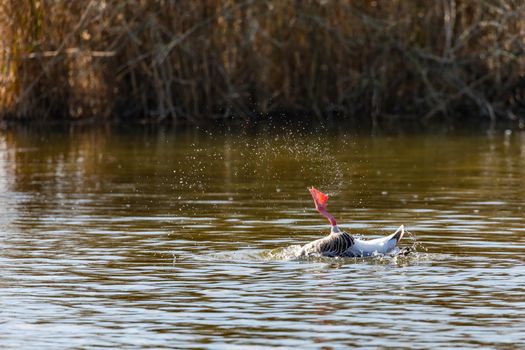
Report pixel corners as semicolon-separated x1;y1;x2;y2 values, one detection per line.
2;1;524;127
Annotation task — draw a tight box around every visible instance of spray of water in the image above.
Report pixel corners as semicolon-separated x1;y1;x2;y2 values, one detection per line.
178;231;428;266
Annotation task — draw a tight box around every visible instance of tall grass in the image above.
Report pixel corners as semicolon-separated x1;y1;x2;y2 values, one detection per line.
1;0;524;124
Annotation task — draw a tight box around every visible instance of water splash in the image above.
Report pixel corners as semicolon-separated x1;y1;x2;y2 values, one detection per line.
173;131;351;202
176;232;429;266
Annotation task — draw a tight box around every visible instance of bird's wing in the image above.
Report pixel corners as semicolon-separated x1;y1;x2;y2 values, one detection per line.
300;232;354;257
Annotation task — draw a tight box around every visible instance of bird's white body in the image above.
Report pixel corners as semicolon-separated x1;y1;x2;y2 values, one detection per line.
345;225;404;256
300;224;405;257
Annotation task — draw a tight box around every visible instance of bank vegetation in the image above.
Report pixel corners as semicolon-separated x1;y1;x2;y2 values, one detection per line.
1;0;525;125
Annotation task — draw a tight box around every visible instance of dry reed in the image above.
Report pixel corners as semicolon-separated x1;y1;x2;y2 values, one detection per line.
1;0;524;125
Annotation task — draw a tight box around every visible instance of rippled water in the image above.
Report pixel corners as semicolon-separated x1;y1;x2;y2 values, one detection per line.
1;127;524;348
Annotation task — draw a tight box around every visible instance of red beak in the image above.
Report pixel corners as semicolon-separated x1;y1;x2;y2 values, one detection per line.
309;186;329;210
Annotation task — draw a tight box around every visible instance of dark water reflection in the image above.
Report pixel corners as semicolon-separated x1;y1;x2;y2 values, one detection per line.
1;127;525;348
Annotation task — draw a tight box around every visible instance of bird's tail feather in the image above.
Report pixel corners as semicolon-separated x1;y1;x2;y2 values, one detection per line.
390;225;404;242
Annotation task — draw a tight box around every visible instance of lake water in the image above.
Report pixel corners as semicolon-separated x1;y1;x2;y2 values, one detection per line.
1;126;524;349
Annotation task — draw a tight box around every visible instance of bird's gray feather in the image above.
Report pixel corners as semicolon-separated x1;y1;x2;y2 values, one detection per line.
300;232;356;257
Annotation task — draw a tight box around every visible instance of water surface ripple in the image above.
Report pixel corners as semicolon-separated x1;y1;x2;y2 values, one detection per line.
1;129;525;349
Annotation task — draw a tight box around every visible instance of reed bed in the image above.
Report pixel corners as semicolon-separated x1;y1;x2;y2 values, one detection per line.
1;0;524;124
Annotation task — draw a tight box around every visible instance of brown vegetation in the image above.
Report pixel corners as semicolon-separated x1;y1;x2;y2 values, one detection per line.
1;0;525;125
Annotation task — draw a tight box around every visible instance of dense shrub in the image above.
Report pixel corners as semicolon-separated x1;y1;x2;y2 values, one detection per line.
1;1;524;124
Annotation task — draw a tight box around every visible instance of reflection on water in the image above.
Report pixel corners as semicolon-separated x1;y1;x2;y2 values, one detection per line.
1;126;525;348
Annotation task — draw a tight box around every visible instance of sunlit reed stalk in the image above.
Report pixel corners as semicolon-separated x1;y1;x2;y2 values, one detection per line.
0;0;524;124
